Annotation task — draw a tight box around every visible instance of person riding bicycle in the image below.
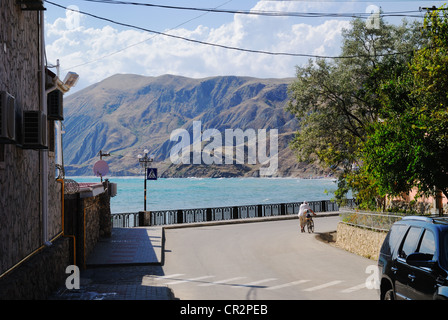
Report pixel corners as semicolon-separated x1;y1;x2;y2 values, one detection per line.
298;201;316;233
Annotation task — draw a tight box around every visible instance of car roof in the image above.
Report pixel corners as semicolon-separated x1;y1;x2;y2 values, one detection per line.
399;216;448;229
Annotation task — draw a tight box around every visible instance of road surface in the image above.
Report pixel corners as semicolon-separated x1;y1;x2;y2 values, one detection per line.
151;216;379;300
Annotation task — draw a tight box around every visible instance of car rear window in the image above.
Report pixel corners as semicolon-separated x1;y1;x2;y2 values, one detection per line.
381;224;409;256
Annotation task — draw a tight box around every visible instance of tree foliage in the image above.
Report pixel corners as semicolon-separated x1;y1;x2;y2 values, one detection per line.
287;17;423;207
364;6;448;201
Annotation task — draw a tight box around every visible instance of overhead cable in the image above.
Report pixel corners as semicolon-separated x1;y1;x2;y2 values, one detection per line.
45;0;417;59
79;0;425;19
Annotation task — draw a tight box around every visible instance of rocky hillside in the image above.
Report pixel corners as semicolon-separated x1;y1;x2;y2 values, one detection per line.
62;74;328;178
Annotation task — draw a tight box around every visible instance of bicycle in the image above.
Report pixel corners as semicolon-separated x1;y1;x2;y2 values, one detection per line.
305;215;314;233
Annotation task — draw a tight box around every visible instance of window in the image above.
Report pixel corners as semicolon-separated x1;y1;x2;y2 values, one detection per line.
399;227;422;259
418;229;436;259
381;224;408;256
442;231;448;270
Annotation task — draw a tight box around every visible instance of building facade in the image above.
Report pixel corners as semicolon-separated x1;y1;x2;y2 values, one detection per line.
0;0;69;299
0;1;113;299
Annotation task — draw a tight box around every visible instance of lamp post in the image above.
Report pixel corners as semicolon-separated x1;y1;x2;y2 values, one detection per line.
137;149;153;211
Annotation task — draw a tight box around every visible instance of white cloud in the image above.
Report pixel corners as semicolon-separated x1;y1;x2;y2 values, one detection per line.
45;1;351;92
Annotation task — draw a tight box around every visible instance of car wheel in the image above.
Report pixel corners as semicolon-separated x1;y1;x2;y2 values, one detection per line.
384;289;395;300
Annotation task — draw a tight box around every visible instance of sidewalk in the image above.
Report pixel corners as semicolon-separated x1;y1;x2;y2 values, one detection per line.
49;226;175;300
86;226;164;267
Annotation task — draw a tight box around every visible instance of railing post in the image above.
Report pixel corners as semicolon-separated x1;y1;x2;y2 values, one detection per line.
138;211;144;226
280;203;286;215
206;208;212;221
232;206;239;220
257;205;263;217
177;210;183;224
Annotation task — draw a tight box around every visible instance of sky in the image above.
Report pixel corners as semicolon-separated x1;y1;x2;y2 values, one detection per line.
43;0;447;94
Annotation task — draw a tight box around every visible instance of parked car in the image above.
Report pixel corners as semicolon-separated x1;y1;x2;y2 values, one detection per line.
378;216;448;300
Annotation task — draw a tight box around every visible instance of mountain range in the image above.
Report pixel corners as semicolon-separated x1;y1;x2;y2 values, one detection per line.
62;74;330;178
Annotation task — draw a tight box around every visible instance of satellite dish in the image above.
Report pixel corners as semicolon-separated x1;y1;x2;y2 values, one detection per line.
93;160;109;177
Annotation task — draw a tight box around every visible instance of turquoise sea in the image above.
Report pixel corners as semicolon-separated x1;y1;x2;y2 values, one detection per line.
69;177;339;214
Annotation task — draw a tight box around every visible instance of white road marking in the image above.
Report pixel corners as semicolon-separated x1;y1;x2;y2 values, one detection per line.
155;273;185;280
340;283;367;293
165;275;215;285
198;277;247;287
266;280;311;290
159;274;366;295
303;280;343;292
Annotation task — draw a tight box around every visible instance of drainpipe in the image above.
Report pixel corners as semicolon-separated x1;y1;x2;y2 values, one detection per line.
40;10;50;246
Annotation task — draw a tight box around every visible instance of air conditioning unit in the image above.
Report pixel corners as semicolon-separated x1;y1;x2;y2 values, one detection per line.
47;89;63;120
0;91;17;144
22;110;47;149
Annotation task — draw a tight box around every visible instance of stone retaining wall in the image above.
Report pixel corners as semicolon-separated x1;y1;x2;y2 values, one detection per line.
82;191;112;268
335;223;387;260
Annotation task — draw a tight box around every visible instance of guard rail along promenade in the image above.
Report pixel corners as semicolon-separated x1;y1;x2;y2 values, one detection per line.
339;209;404;232
111;199;356;228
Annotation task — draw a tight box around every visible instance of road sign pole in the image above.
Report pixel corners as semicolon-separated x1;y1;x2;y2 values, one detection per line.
144;177;147;211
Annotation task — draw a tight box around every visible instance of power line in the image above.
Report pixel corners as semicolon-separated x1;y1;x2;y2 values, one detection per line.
64;0;234;69
79;0;425;19
45;0;417;60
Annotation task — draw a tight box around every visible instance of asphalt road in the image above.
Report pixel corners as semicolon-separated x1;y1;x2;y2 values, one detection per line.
155;216;379;300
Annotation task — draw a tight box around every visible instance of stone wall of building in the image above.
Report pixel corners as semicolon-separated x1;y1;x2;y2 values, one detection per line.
0;0;67;299
0;237;70;300
0;1;47;275
0;185;113;299
0;0;63;275
48;158;63;239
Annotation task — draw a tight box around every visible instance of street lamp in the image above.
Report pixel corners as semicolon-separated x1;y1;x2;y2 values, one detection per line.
137;149;153;211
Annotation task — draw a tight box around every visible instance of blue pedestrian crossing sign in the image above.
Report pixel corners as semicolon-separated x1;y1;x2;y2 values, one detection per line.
146;168;158;180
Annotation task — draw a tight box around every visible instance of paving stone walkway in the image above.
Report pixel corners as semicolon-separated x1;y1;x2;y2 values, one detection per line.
49;227;176;300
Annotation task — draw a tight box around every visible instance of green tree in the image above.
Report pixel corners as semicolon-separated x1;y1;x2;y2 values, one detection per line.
364;6;448;202
287;17;423;206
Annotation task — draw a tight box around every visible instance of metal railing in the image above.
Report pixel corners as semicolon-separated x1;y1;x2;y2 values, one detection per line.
112;199;346;228
111;212;140;228
339;209;403;232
